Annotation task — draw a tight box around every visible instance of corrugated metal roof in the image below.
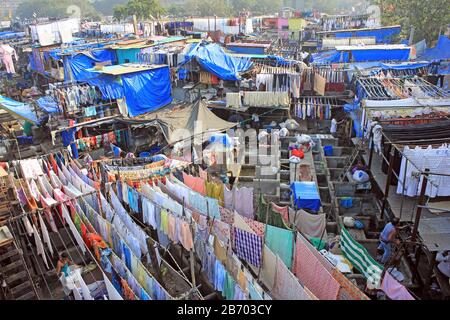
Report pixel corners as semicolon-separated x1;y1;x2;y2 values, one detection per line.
419;217;450;252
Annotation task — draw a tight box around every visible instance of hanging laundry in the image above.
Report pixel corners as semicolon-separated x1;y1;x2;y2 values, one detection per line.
243;92;290;107
226;92;242;109
234;228;263;267
292;234;340;300
32;223;49;269
272;255;311;300
232;186;254;219
38;212;54;257
265;225;294;269
381;271;415;300
182;172;206;195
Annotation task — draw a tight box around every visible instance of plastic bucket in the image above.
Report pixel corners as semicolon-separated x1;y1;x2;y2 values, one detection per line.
323;146;333;157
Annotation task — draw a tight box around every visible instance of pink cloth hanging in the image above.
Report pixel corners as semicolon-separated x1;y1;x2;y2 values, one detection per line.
381;272;415;300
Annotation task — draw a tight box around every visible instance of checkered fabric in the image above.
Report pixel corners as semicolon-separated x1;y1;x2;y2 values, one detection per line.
234;227;263;267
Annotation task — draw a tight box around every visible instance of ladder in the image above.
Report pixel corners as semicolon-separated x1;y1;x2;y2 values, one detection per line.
0;234;39;300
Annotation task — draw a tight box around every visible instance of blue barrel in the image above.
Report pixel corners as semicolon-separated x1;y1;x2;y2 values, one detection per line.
323;146;333;157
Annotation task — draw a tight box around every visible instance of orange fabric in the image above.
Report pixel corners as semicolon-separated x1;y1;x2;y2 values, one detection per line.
237;270;247;292
49;154;59;174
121;279;136;300
331;269;370;300
182;172;206;195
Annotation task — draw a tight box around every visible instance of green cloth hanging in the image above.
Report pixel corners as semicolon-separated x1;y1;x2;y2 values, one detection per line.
257;196;287;229
265;224;294;269
309;237;327;251
23;121;33;136
223;271;235;300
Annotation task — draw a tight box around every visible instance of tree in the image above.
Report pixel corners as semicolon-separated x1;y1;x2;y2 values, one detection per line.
93;0;128;16
113;5;129;22
112;0;166;21
183;0;232;17
16;0;100;19
373;0;450;44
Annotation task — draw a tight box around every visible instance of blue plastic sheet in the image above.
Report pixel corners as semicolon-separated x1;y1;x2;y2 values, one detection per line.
182;42;253;80
334;26;401;44
290;181;321;212
65;49;117;82
36;96;60;114
30;49;45;74
351;48;410;62
267;55;296;66
87;75;124;100
311;50;349;64
228;45;265;55
0;31;26;40
0;95;39;124
419;35;450;61
121;66;172;117
48;43;107;61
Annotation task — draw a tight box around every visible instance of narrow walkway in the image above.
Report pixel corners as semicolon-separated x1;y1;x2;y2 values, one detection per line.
362;147;450;222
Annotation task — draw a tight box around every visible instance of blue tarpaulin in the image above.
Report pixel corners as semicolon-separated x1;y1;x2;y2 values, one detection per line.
311;50;349;64
0;95;39;124
182;42;253;80
291;181;322;212
86;75;125;100
227;45;265;55
65;49;117;82
333;26;401;44
48;43;108;61
267;55;296;66
351;48;410;62
419;35;450;61
312;47;410;64
121;66;172;117
0;31;26;40
36;96;60;114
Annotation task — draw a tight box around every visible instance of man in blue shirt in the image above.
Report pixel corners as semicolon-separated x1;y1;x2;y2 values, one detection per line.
378;218;401;265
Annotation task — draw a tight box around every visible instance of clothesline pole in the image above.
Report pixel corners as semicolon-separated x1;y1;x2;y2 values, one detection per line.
368;129;375;171
411;169;430;242
398;158;409;221
380;149;396;221
257;197;270;280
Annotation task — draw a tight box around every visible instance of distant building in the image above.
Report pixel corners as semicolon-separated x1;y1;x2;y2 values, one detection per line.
1;0;22;20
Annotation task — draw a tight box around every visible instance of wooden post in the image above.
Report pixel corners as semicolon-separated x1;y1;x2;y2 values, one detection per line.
423;251;437;298
411;245;423;286
189;221;196;289
257;198;270;280
411;169;430;242
380;148;395;220
368;129;374;171
146;236;165;286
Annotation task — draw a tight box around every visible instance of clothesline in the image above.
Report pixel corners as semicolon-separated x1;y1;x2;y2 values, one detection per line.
105;181;203;298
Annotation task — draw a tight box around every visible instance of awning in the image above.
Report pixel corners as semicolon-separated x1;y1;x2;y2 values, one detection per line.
0;95;39;124
119;100;237;144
